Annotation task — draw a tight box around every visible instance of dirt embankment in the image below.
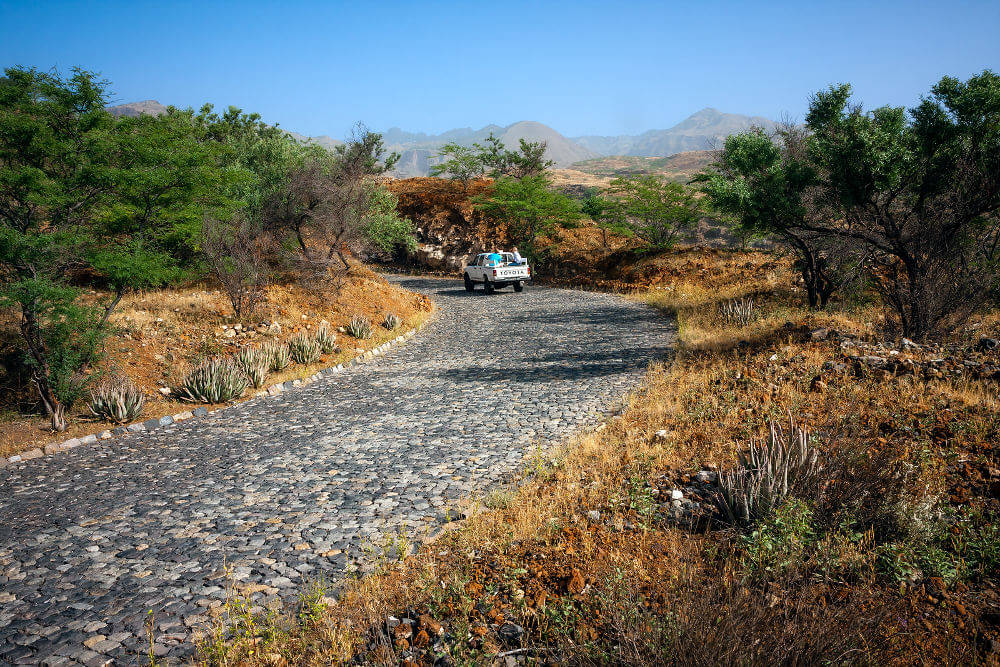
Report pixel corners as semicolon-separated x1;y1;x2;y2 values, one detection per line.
387;178;503;272
387;176;752;283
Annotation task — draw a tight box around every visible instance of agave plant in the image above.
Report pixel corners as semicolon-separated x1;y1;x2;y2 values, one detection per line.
720;297;757;327
236;345;270;388
314;324;339;354
346;314;373;339
288;333;322;365
178;358;249;403
382;312;401;331
715;416;822;526
89;377;145;424
263;340;291;372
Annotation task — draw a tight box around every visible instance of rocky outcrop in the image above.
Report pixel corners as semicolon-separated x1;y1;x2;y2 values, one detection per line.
388;177;507;273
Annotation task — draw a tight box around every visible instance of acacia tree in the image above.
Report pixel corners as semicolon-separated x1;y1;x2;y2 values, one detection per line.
0;67;220;429
803;73;1000;338
601;174;701;250
429;142;481;188
432;133;554;184
474;175;580;262
268;127;415;277
698;126;846;308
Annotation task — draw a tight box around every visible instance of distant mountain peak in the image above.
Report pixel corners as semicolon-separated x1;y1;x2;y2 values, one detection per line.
107;100;168;117
573;109;778;157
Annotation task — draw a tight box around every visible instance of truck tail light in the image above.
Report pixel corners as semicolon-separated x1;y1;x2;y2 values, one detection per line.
492;269;497;276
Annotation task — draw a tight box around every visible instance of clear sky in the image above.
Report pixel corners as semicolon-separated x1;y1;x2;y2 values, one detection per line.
2;1;997;138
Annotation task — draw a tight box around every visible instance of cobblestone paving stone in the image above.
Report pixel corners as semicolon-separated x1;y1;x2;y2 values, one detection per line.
0;277;675;665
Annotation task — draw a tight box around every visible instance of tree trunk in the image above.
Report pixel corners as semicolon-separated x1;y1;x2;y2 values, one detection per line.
35;371;67;431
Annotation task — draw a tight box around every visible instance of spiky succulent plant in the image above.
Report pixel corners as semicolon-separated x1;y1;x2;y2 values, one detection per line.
382;312;401;331
720;297;757;327
178;358;249;403
89;377;145;424
346;315;373;339
288;333;321;365
263;340;291;372
236;345;270;388
314;324;339;354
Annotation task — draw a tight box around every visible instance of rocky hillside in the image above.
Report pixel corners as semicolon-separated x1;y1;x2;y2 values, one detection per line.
387;178;499;271
567;150;716;181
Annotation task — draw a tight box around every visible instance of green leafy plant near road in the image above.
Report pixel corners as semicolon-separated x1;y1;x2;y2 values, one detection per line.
598;174;702;249
0;66;419;434
178;358;249;404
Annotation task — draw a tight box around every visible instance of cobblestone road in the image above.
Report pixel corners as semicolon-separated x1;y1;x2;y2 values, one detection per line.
0;277;675;665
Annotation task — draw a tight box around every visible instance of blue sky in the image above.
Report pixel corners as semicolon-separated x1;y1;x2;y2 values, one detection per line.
2;1;997;138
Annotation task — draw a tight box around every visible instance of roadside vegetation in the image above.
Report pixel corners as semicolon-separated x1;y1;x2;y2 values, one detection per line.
197;70;1000;664
0;66;423;449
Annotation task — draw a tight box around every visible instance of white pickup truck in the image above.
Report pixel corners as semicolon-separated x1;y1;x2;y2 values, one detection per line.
463;252;530;293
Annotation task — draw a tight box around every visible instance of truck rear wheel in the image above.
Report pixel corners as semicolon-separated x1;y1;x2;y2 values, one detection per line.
464;274;474;291
513;281;524;292
484;278;495;294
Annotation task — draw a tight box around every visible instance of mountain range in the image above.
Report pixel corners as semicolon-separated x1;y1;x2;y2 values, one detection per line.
106;101;777;176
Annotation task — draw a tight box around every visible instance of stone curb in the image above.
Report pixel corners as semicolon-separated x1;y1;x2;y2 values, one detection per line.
3;316;434;469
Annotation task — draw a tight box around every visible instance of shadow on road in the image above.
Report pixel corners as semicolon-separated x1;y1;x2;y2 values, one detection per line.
438;344;674;385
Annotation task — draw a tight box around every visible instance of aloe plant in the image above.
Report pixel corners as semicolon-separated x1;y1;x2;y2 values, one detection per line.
346;315;373;339
236;345;270;388
314;324;339;354
715;417;822;526
288;333;321;365
263;340;291;371
720;297;757;327
382;312;401;331
178;358;249;403
89;377;145;424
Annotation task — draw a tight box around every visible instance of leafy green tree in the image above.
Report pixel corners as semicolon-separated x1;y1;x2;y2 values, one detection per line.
475;133;514;179
0;67;120;430
363;186;417;255
474;175;580;261
582;194;627;248
429;142;481;188
802;72;1000;338
508;138;554;179
698;126;844;308
430;133;554;186
0;67;233;429
602;175;701;249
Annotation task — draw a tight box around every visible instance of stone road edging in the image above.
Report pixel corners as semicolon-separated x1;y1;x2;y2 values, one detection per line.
2;320;431;469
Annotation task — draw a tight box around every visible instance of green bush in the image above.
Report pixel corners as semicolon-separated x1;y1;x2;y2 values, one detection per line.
740;499;816;579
